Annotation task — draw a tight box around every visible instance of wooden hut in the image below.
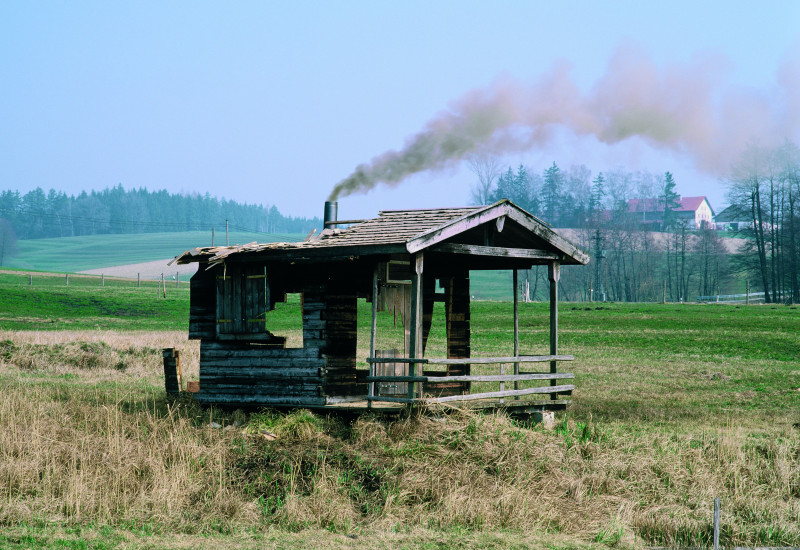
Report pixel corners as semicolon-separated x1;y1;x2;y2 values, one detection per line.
171;199;588;411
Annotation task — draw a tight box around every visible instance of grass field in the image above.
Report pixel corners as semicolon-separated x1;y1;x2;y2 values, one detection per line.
0;276;798;548
4;231;306;273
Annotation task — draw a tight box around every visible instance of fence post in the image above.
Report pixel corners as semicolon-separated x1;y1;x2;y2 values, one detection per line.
66;273;69;286
161;273;166;298
102;274;105;287
176;271;179;288
713;497;720;550
162;348;182;394
137;272;140;288
29;274;32;286
662;280;666;304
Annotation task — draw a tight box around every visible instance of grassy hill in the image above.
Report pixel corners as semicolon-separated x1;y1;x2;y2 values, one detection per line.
3;232;520;298
4;230;306;272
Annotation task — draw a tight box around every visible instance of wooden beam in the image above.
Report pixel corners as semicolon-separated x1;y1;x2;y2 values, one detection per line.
506;209;590;265
408;253;424;400
431;243;559;260
428;384;575;403
425;354;573;365
513;269;519;398
368;266;379;408
549;262;560;397
367;373;574;383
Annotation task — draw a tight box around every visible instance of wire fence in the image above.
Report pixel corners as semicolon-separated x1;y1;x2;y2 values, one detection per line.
0;270;191;296
695;291;786;304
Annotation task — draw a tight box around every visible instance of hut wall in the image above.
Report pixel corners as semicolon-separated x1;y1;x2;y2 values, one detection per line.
193;274;366;406
196;341;326;406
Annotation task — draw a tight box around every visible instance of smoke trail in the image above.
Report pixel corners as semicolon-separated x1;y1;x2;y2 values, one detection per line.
328;46;799;201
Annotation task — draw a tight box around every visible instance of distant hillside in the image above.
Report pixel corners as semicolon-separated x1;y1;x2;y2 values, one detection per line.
0;185;321;241
5;231;304;273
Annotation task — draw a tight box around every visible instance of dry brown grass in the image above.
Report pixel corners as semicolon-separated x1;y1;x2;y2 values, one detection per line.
0;330;798;548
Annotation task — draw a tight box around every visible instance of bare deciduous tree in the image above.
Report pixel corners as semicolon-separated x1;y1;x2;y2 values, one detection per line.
467;154;501;205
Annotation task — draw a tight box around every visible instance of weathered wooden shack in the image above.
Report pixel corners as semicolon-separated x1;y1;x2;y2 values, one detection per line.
172;199;588;411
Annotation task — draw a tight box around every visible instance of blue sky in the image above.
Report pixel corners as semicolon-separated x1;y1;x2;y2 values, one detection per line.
2;1;799;221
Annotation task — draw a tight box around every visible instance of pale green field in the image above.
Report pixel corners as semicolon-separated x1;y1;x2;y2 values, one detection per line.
5;231;305;273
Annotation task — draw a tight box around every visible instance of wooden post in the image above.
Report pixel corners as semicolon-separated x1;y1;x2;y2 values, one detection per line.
713;497;720;550
66;273;69;286
408;253;424;401
161;273;166;298
512;269;519;398
176;272;180;288
549;262;560;398
137;272;140;288
662;279;666;304
29;274;32;286
162;348;182;394
102;274;105;287
368;266;379;409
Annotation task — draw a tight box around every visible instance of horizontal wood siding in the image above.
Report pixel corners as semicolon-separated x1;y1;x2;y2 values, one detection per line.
196;339;325;407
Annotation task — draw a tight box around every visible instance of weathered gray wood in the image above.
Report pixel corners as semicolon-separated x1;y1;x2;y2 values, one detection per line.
365;395;419;403
162;348;182;394
428;384;574;403
196;394;327;406
549;262;560;398
368;266;379;407
367;372;573;383
431;243;559;260
424;355;573;365
200;366;323;377
367;357;429;364
203;348;320;359
505;207;590;265
366;375;429;383
408;253;424;400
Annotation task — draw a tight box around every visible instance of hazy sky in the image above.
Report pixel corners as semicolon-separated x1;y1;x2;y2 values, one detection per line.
2;1;799;221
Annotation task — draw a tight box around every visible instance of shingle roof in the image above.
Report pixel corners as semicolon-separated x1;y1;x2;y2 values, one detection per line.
172;200;588;266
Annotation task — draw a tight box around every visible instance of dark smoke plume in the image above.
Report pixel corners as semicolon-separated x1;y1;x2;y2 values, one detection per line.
328;46;799;201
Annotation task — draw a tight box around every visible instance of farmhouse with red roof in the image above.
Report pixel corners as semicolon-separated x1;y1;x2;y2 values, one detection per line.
627;196;715;229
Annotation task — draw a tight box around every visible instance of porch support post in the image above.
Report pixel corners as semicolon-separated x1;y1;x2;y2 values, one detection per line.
408;253;424;400
512;269;520;397
368;265;379;408
549;262;560;398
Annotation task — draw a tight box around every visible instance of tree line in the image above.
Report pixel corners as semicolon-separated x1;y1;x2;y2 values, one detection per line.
469;156;733;303
726;141;800;304
0;185;321;242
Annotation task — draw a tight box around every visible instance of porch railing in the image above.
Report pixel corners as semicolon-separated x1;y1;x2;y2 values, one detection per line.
365;355;574;405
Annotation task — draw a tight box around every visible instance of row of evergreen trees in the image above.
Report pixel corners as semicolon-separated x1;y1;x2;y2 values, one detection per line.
0;185;321;240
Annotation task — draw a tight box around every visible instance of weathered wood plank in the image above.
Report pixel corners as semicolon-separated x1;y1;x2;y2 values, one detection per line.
431;243;560;260
428;384;574;403
425;355;574;365
367;372;573;383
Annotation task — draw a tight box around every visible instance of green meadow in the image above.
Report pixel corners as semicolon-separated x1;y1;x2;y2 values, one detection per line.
0;272;798;549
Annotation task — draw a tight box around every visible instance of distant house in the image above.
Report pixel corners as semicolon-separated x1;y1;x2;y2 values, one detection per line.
627;196;715;229
715;205;752;232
